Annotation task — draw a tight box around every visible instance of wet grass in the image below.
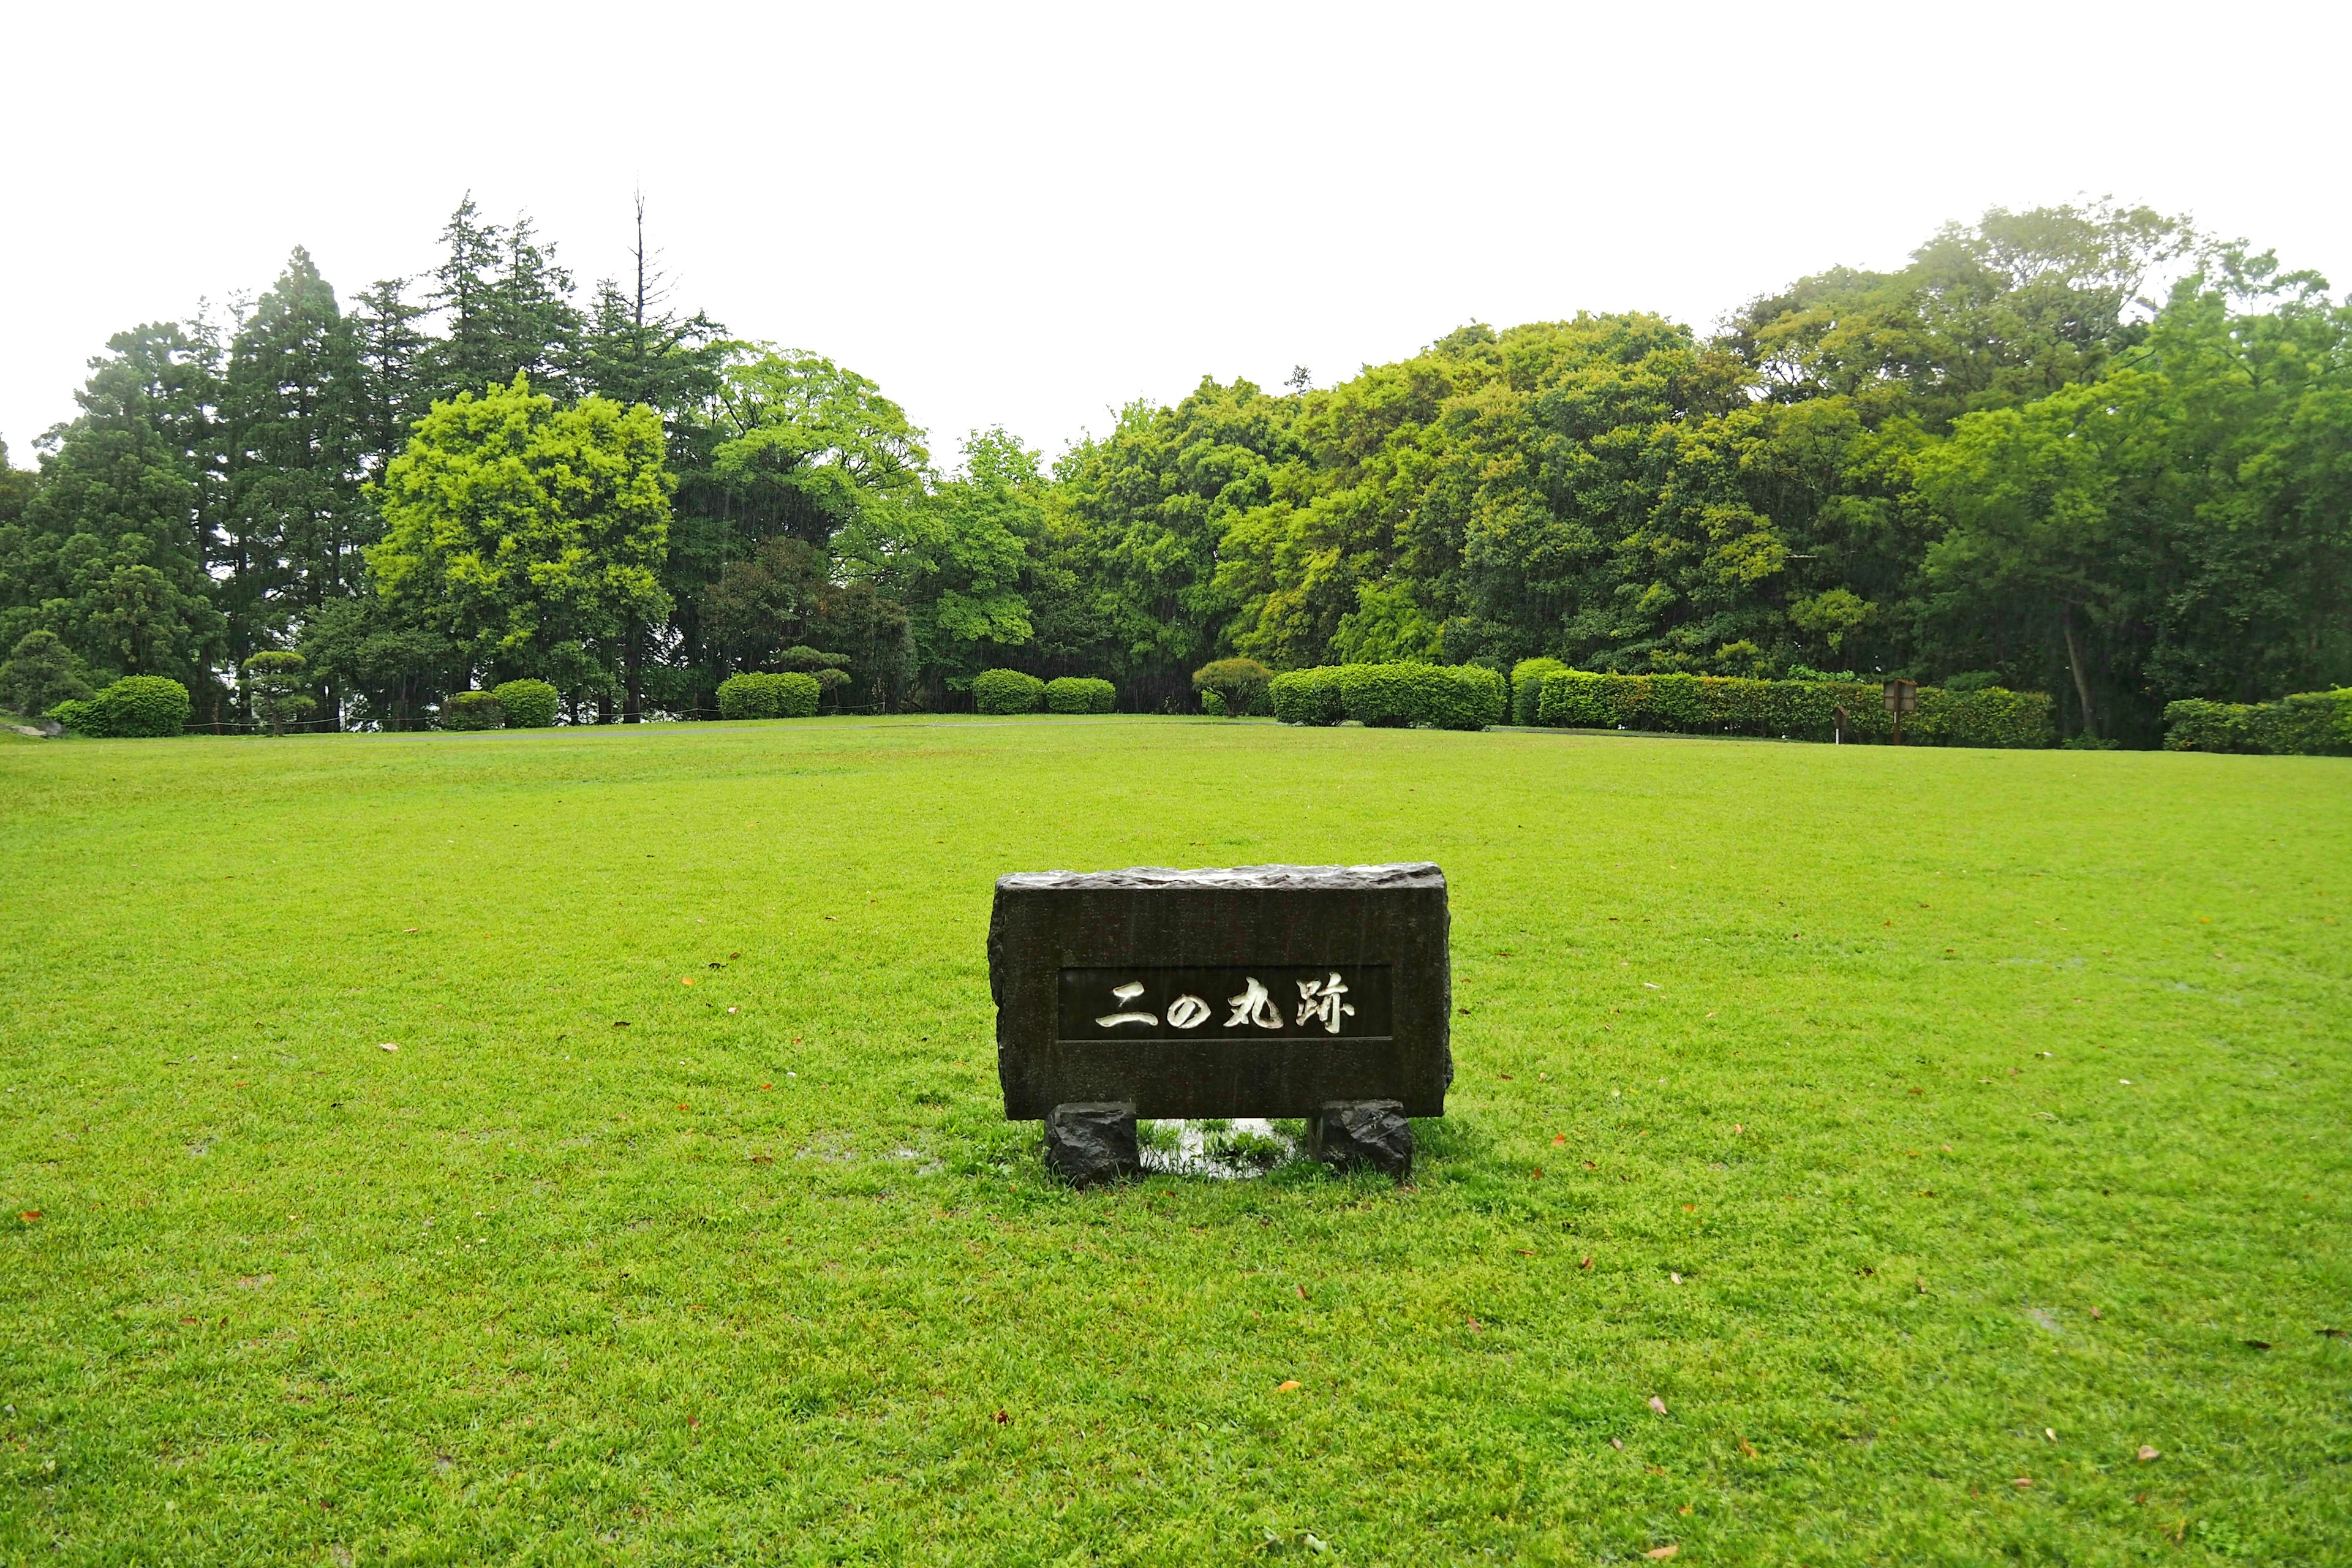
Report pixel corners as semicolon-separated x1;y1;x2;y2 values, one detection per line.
2;716;2348;1564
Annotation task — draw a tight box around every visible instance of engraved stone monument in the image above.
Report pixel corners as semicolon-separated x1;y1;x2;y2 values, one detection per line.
986;862;1451;1183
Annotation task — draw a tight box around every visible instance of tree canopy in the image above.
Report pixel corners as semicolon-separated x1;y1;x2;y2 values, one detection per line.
4;195;2343;742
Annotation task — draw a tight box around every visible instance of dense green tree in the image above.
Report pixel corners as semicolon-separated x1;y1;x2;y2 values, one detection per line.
241;649;316;736
350;277;432;486
1912;257;2352;741
298;594;464;731
852;429;1039;698
420;198;584;405
221;247;368;669
0;628;93;717
0;411;225;695
663;346;929;709
1047;378;1297;708
369;375;673;696
1722;201;2196;429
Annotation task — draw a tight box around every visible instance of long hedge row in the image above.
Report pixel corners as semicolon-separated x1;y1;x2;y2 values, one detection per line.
1536;670;2052;748
1269;664;1506;729
2162;691;2352;755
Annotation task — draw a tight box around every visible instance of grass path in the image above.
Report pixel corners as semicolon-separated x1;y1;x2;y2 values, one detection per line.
2;718;2346;1564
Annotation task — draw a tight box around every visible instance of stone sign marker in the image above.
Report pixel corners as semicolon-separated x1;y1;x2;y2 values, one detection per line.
987;862;1450;1183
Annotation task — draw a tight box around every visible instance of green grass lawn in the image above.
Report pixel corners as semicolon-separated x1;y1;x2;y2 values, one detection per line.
2;717;2347;1566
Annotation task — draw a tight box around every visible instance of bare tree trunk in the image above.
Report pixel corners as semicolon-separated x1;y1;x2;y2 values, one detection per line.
624;622;643;722
2060;601;2099;737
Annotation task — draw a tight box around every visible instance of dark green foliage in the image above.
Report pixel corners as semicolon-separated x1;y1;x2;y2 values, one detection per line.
298;596;462;731
1509;657;1566;725
715;670;819;720
1191;657;1272;718
221;248;367;666
1537;669;2053;747
438;691;503;730
491;678;560;728
1268;667;1345;726
2163;690;2352;755
239;650;315;736
0;630;93;717
972;668;1045;715
1044;676;1115;714
50;674;192;737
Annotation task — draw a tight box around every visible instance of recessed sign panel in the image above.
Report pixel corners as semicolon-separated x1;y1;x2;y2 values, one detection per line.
1056;965;1393;1043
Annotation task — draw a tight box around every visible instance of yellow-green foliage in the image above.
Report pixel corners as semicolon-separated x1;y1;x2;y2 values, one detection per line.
716;671;820;720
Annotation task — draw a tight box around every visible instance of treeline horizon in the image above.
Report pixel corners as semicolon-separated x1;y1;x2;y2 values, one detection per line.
2;195;2346;745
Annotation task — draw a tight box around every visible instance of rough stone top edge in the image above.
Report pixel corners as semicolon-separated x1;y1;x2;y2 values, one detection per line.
995;862;1445;892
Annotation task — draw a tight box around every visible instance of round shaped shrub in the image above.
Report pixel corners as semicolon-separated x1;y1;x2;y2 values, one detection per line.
1044;676;1116;714
1192;657;1272;718
439;690;503;731
492;679;560;728
973;668;1046;715
89;676;192;737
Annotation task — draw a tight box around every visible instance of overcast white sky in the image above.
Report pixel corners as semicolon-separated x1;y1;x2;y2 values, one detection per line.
5;0;2347;470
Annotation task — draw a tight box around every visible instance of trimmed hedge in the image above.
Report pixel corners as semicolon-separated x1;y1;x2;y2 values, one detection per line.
1535;669;2053;748
1267;663;1504;730
48;675;192;737
1509;657;1566;726
973;669;1046;715
1044;676;1117;714
1268;667;1344;726
492;679;560;728
717;671;821;719
2163;690;2352;755
439;690;503;730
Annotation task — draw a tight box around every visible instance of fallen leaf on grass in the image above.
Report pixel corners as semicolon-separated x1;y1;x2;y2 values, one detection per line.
2244;1340;2271;1351
612;1021;630;1028
2013;1476;2032;1488
1668;1272;1683;1285
687;1415;699;1428
1276;1380;1302;1393
1295;1285;1308;1300
1740;1439;1758;1458
1579;1256;1593;1270
2137;1446;2160;1462
1610;1437;1624;1450
1645;1544;1679;1559
1553;1134;1566;1145
2090;1306;2103;1320
680;977;696;987
1531;1167;1545;1178
759;1082;772;1090
748;1155;774;1165
1466;1317;1482;1333
378;1042;398;1053
1648;1395;1668;1415
992;1410;1009;1424
18;1211;39;1223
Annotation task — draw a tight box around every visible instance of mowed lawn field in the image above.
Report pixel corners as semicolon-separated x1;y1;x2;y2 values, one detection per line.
2;718;2348;1567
